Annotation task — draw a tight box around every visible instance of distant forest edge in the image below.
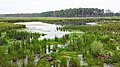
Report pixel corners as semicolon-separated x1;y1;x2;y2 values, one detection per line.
0;8;120;17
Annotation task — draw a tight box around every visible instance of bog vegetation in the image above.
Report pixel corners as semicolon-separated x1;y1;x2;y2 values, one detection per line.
0;17;120;67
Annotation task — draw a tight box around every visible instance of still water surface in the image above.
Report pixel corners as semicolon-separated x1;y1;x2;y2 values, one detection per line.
15;22;70;39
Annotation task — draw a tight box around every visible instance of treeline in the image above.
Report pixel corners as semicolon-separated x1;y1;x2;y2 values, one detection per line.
40;8;106;17
0;13;40;17
0;8;120;17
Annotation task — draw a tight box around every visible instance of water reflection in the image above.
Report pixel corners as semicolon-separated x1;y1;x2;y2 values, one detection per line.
15;22;70;39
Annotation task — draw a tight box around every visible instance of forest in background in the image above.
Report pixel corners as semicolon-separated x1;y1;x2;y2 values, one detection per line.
0;8;120;17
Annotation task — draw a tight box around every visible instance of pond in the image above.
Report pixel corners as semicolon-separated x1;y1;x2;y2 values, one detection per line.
86;22;97;25
15;22;70;39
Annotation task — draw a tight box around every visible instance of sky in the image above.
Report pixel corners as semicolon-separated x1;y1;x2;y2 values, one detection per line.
0;0;120;14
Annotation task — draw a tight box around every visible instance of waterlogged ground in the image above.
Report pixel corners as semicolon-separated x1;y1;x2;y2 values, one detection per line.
15;22;70;39
13;21;119;67
1;17;120;67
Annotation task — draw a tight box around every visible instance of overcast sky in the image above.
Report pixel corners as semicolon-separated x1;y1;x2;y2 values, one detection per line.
0;0;120;14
